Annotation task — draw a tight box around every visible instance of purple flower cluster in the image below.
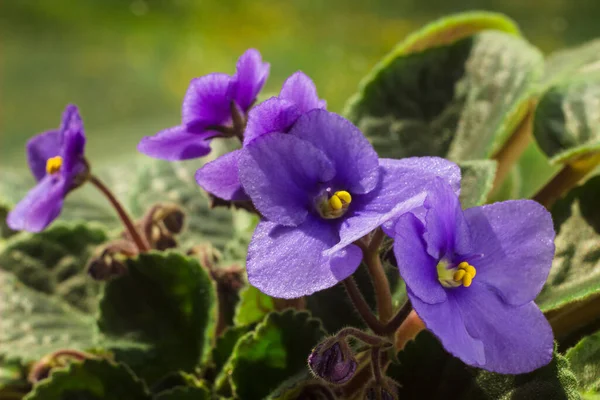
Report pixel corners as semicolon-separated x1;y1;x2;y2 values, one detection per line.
8;48;556;376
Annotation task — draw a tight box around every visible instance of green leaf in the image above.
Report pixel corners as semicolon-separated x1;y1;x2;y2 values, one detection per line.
533;71;600;164
212;325;255;375
154;386;211;400
345;31;543;162
0;269;97;362
566;330;600;394
387;11;519;56
97;251;215;383
388;331;579;399
537;175;600;315
0;222;108;313
234;285;275;327
222;310;325;399
24;358;150;400
265;371;334;400
542;39;600;90
458;160;497;208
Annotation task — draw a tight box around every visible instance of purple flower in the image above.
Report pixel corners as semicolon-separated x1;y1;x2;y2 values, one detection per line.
137;49;269;161
195;71;325;201
238;109;460;298
389;178;555;373
7;105;87;232
308;341;357;384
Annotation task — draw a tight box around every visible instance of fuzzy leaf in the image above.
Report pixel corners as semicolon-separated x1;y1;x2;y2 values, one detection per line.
0;222;107;313
221;310;325;399
537;176;600;317
388;331;579;399
234;285;275;327
212;325;255;375
345;31;542;162
97;251;215;383
24;359;150;400
542;39;600;90
154;386;211;400
458;160;497;209
533;71;600;164
566;330;600;394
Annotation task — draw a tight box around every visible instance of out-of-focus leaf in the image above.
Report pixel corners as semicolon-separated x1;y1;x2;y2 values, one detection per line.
537;176;600;316
97;251;215;383
388;331;579;399
266;371;334;400
0;222;107;313
566;330;600;394
220;310;325;399
534;71;600;164
24;359;150;400
542;39;600;89
234;285;275;327
345;31;543;162
458;160;497;208
154;385;211;400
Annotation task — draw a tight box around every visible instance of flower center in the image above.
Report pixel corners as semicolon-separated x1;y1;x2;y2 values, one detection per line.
45;156;63;175
318;190;352;219
437;260;477;288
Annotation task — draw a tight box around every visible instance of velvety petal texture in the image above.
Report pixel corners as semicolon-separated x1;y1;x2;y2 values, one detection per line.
279;71;326;114
243;98;300;145
139;49;269;161
195;150;248;201
391;179;555;373
247;218;362;298
8;104;87;232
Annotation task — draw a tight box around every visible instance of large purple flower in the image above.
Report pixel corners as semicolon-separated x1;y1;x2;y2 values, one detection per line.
389;178;555;373
239;109;461;298
195;71;325;201
7;105;87;232
138;49;270;161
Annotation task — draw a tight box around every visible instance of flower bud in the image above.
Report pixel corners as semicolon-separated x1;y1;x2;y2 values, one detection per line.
160;205;185;234
308;340;357;385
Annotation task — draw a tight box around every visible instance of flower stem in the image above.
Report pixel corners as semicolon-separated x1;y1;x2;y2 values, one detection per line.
89;175;150;252
490;104;534;197
381;300;413;335
360;229;393;324
532;151;600;209
370;346;383;385
342;278;386;335
336;327;393;348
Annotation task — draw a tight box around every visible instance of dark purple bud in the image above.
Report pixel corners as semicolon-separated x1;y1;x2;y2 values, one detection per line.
308;341;357;385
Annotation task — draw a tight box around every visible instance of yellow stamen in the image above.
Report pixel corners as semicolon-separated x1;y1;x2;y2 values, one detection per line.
453;269;466;282
45;156;63;175
440;260;477;288
329;195;343;210
334;191;352;204
463;274;473;288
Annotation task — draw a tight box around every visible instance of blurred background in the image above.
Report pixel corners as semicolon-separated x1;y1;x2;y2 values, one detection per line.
1;0;599;170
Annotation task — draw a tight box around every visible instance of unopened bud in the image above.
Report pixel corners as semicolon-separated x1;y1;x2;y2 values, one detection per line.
308;340;357;385
161;205;185;234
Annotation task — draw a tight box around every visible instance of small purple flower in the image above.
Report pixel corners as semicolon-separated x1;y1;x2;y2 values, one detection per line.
137;49;269;161
238;109;460;298
195;71;325;201
389;178;555;373
7;105;87;232
308;341;357;384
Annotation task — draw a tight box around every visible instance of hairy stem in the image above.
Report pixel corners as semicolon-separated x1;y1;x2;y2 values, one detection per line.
89;175;150;252
371;347;383;385
532;152;600;209
382;300;413;335
342;278;385;335
336;327;393;348
359;230;393;323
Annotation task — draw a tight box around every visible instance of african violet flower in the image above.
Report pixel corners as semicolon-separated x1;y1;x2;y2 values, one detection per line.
195;71;325;201
7;105;87;232
239;109;460;298
389;178;554;373
138;49;269;161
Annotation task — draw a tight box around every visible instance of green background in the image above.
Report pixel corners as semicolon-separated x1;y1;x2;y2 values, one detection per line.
1;0;599;169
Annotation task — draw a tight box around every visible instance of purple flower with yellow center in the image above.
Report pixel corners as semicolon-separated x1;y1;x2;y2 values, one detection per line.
195;71;325;201
239;109;460;298
7;105;87;232
389;178;555;373
137;49;269;161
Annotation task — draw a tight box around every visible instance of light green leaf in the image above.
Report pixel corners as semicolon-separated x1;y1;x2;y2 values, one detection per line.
0;222;107;313
458;160;497;208
345;31;543;162
542;39;600;90
533;71;600;164
24;359;150;400
388;331;579;399
97;251;215;383
566;330;600;394
0;270;97;362
212;325;255;375
537;176;600;319
234;285;275;327
220;310;325;400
